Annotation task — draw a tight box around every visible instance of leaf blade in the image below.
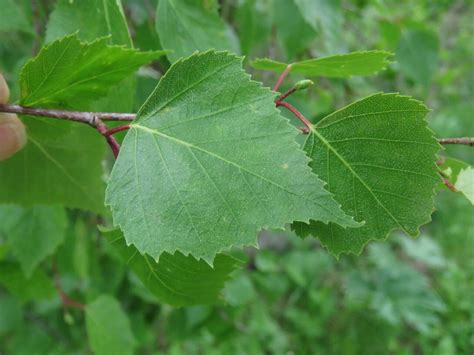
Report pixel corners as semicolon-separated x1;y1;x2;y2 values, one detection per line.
0;205;67;277
156;0;234;62
86;295;136;355
20;34;166;108
294;93;440;255
252;51;393;78
106;51;359;263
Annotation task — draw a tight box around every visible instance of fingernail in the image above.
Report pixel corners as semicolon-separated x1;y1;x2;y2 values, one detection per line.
0;114;27;161
0;73;10;104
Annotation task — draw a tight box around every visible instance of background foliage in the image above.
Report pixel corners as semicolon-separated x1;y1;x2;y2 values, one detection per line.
0;0;473;354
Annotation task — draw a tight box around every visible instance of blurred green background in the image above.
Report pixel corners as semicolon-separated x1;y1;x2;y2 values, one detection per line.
0;0;473;354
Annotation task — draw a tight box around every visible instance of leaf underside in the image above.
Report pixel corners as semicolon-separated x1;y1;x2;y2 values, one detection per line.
293;93;440;256
251;51;392;78
106;51;359;263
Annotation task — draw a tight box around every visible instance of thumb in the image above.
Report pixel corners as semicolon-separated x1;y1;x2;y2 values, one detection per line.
0;113;27;161
0;73;27;161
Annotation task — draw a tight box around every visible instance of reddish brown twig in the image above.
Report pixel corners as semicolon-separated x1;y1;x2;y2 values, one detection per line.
104;125;131;137
52;259;85;311
94;118;121;158
276;101;313;131
273;65;292;92
275;87;297;103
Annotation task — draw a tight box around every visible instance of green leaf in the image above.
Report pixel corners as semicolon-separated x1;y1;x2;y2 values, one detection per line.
86;295;136;355
252;51;393;78
20;34;166;108
396;28;439;86
0;0;31;34
46;0;132;46
293;0;344;52
455;167;474;205
0;205;67;277
293;93;440;255
106;51;359;263
0;295;22;336
156;0;234;62
0;119;107;212
0;262;56;302
102;227;243;306
46;0;137;113
345;243;445;333
223;274;256;306
273;0;316;60
235;0;273;56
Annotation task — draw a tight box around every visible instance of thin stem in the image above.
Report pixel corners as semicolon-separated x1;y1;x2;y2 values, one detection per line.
52;259;85;311
104;125;131;137
273;65;292;92
297;126;310;134
94;119;121;158
0;104;134;158
276;101;313;130
0;104;136;123
438;171;457;192
438;137;474;146
275;87;297;103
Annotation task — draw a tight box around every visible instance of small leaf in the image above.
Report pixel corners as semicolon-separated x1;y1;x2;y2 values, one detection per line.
455;167;474;204
0;262;56;302
20;34;167;108
106;51;359;263
252;51;393;78
46;0;132;46
102;228;243;306
46;0;138;113
0;205;67;277
86;295;136;355
273;0;316;60
293;0;344;52
396;28;439;86
293;93;440;255
156;0;234;62
0;0;31;34
235;0;273;55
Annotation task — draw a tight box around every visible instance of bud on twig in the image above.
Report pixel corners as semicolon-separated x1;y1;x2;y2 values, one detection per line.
294;79;314;92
